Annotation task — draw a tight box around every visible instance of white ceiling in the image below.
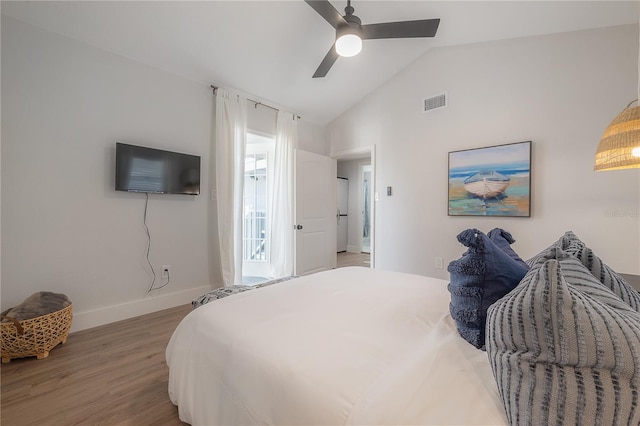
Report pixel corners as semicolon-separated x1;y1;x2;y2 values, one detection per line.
2;1;638;126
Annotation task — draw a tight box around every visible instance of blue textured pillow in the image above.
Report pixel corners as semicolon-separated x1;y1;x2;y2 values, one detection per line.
447;229;529;349
487;228;529;269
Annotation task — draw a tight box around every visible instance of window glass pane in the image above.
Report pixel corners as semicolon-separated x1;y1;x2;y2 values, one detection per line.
243;152;267;262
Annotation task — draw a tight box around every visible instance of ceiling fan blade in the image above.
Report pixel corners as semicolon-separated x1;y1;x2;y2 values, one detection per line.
304;0;348;29
361;19;440;40
313;44;339;78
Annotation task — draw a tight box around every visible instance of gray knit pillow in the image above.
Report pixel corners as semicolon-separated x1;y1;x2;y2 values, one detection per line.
525;230;582;267
527;232;640;311
563;241;640;311
487;249;640;425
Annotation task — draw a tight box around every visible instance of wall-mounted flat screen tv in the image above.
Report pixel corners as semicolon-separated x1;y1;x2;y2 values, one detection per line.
115;142;201;195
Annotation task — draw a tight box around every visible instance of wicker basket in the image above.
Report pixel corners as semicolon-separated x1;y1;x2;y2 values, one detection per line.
1;304;73;363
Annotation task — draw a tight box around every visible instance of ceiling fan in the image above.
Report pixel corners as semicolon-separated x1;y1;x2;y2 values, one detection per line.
305;0;440;78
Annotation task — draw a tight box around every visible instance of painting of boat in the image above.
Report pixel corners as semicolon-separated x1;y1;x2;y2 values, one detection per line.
463;170;510;199
448;141;531;216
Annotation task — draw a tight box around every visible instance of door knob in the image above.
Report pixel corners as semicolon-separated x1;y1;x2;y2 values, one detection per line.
295;224;303;230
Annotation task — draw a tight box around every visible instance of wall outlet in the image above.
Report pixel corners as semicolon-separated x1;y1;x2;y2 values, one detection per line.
435;257;444;269
162;265;171;279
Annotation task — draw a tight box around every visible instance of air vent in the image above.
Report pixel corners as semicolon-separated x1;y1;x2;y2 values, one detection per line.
423;92;447;112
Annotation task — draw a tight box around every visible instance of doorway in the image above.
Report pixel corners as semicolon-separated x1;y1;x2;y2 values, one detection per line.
334;146;375;269
242;132;275;284
361;164;371;254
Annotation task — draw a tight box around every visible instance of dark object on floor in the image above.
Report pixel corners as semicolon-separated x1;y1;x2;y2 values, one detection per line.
1;292;73;363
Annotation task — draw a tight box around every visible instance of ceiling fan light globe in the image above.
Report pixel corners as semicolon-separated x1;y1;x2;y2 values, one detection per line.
335;34;362;57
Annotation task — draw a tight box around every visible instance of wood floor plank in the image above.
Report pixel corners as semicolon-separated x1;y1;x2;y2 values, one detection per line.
336;252;370;268
1;304;192;425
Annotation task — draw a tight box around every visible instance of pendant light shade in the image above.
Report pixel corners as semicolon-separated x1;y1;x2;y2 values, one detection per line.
594;101;640;171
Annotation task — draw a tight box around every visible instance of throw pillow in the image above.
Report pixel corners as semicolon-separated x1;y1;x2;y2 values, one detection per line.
1;292;71;321
447;228;529;349
486;249;640;425
528;231;640;311
487;228;529;269
192;276;300;309
525;230;583;267
563;239;640;312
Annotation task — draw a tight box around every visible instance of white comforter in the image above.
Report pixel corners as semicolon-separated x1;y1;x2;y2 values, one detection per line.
166;267;507;425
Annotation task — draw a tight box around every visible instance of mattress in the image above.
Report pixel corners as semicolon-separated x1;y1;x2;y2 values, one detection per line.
166;267;507;425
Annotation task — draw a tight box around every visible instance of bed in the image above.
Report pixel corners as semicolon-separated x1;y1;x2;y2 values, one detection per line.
166;266;507;425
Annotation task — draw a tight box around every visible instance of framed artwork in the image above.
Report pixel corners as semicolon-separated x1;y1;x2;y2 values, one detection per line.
448;141;531;217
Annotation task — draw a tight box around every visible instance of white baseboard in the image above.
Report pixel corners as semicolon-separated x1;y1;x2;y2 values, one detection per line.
69;285;216;333
347;245;361;253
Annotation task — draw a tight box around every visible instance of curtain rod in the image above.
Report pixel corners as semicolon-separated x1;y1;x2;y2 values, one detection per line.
210;84;300;120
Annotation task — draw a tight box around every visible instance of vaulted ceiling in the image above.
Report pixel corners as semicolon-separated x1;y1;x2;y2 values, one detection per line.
2;1;638;125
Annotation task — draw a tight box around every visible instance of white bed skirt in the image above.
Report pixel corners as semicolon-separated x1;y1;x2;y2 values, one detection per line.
166;267;507;425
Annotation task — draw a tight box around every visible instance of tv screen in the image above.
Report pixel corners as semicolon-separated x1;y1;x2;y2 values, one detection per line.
115;143;201;195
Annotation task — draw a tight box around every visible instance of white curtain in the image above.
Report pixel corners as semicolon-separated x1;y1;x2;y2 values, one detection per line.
215;89;247;287
268;111;298;278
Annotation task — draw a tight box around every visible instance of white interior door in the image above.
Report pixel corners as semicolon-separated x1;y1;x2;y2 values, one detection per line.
295;149;336;275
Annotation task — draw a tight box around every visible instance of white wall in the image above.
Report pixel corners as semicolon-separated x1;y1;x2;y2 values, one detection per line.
327;25;640;278
0;16;327;331
247;102;326;155
299;120;327;156
1;16;221;331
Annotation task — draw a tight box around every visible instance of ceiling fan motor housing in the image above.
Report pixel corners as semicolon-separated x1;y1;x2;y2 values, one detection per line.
336;22;361;40
335;5;363;57
337;9;362;38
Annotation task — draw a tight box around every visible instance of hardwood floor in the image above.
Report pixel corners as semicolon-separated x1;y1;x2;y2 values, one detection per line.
1;304;192;425
336;251;370;268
